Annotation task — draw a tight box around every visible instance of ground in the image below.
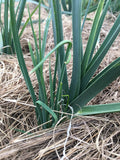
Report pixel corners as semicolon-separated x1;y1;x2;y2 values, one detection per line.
0;2;120;160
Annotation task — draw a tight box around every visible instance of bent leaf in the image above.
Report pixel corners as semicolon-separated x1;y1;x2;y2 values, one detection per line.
36;101;58;125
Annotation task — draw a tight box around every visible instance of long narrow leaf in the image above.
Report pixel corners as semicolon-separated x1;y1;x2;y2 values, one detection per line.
15;0;22;16
88;0;110;63
81;0;105;76
51;0;69;95
49;57;54;109
36;101;58;126
39;0;42;62
27;6;40;61
82;4;98;17
10;0;41;125
16;0;26;31
82;0;91;31
4;0;9;53
77;103;120;115
19;4;39;38
69;0;82;102
41;12;51;60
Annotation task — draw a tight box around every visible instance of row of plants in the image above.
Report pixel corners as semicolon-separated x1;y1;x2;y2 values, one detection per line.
34;0;120;13
82;0;120;14
60;0;120;14
1;0;119;53
1;0;120;129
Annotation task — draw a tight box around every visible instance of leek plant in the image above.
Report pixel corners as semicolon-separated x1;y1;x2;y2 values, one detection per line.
10;0;120;128
0;0;40;54
0;0;26;54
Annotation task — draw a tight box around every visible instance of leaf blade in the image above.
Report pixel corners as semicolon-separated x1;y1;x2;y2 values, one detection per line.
69;0;82;102
81;0;105;76
77;103;120;115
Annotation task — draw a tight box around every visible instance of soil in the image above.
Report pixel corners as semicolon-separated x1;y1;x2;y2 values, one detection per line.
0;2;120;160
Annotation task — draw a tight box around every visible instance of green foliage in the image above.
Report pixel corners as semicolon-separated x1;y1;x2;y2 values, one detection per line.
0;0;26;54
61;0;72;12
50;0;120;116
61;0;98;14
10;0;120;128
110;0;120;13
0;0;40;55
82;0;120;13
61;0;120;15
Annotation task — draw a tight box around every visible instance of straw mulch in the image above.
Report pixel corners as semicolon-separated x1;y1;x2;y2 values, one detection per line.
0;3;120;160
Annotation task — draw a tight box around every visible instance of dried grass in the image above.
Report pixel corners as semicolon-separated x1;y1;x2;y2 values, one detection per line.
0;3;120;160
0;115;120;160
